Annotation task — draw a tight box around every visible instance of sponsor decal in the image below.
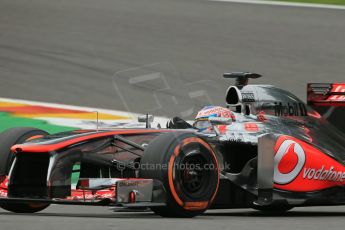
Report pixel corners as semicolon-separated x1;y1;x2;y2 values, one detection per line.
329;84;345;101
303;166;345;182
0;190;7;198
274;140;306;185
0;176;8;197
118;180;145;187
274;136;345;192
244;123;259;132
68;189;115;200
274;102;307;117
241;92;255;102
307;83;345;106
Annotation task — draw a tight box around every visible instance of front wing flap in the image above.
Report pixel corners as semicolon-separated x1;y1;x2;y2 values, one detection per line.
0;178;166;207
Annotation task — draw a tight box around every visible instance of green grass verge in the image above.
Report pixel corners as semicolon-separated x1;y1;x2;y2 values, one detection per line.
272;0;345;5
0;112;75;134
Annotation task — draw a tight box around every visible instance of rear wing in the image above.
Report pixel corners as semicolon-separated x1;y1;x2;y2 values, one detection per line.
307;83;345;106
307;83;345;134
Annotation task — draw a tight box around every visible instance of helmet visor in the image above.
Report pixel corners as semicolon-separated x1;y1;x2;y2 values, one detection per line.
193;120;211;130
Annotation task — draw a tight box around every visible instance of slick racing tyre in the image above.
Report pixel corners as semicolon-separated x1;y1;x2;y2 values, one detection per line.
140;132;220;218
0;127;50;213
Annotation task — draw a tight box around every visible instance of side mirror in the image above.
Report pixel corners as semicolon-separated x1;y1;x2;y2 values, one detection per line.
208;117;232;126
138;114;154;128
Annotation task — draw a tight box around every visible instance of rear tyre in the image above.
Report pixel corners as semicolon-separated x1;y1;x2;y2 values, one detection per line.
140;132;220;218
0;127;50;213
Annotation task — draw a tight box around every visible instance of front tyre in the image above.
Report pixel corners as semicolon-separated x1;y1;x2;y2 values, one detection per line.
0;203;49;213
0;127;49;176
140;132;220;217
0;127;50;213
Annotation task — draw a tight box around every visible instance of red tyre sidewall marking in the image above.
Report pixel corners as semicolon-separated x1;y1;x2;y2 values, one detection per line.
168;137;220;210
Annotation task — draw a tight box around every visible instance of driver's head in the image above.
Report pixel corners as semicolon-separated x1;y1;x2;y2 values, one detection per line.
193;106;233;131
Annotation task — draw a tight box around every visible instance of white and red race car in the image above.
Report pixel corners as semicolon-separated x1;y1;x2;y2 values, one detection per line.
0;72;344;217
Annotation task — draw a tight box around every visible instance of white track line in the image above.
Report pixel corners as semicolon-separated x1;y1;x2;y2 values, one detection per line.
210;0;345;10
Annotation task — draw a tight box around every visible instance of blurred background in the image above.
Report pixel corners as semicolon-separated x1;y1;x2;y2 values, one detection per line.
0;0;344;121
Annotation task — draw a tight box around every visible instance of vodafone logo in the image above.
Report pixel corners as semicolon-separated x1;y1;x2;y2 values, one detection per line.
274;140;306;185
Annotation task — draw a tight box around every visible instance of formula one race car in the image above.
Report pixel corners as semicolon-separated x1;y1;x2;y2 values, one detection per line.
0;72;345;217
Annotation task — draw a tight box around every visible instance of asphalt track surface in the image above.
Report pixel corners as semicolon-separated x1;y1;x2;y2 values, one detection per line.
2;205;345;230
1;0;345;118
1;0;345;229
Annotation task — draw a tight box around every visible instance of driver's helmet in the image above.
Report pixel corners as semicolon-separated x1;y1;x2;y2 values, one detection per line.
193;106;233;131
